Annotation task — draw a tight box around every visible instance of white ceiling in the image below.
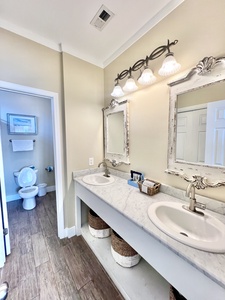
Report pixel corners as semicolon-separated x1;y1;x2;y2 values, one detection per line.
0;0;184;68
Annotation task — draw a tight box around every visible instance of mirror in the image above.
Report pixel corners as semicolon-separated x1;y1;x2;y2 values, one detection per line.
103;99;130;166
167;56;225;184
107;111;124;154
176;81;225;165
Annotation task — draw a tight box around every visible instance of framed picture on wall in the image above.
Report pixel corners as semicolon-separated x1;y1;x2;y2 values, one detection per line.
7;113;37;135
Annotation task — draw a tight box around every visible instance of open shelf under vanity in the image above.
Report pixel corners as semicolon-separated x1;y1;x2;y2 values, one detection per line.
75;176;225;300
80;203;170;300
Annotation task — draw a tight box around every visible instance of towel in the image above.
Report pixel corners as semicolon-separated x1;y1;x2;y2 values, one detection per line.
11;140;33;152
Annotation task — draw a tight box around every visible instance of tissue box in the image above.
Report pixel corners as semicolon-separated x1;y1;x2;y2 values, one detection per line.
138;179;160;196
127;179;140;188
128;171;144;188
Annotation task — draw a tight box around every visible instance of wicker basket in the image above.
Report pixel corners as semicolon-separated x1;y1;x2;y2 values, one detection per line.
88;209;111;238
111;230;141;267
138;179;160;196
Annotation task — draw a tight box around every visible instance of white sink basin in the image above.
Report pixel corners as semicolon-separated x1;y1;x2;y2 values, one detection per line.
148;201;225;253
82;173;115;186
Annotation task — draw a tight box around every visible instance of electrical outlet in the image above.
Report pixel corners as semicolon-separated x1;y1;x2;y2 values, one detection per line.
89;157;94;166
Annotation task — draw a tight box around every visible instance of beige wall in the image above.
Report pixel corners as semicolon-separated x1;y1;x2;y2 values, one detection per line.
178;81;225;108
0;29;62;92
104;0;225;202
62;53;104;227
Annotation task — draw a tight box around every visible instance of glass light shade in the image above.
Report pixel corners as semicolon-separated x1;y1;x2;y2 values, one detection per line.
138;68;156;85
123;77;138;92
158;53;181;76
111;84;124;97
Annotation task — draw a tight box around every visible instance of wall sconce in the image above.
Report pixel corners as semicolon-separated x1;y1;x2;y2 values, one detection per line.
123;68;138;92
137;66;156;85
111;39;181;97
111;79;124;97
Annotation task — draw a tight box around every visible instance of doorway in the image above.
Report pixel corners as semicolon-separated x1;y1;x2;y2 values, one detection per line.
0;80;65;260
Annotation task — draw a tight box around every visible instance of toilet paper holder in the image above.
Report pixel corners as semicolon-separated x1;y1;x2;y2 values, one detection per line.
45;166;54;172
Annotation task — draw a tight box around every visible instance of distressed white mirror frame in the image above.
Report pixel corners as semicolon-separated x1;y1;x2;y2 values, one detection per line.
166;56;225;188
103;99;130;167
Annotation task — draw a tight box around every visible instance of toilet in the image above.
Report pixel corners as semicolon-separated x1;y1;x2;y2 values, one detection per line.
14;167;38;210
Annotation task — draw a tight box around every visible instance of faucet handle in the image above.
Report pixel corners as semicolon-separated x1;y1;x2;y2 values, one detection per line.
195;202;206;210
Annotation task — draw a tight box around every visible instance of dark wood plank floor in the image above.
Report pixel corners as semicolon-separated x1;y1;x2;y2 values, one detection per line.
0;192;124;300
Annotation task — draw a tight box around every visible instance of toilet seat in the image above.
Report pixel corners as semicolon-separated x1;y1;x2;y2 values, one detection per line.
17;167;37;187
19;186;38;195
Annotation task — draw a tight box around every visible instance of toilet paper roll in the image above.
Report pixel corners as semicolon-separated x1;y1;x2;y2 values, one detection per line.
143;180;155;188
141;185;148;193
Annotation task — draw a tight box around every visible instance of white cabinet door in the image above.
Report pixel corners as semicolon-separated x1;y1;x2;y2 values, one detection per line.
205;99;225;166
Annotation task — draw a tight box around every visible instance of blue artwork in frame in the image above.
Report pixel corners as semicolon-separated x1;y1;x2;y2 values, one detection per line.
7;113;37;135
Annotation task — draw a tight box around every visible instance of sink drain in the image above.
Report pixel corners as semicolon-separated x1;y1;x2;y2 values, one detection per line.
180;232;188;237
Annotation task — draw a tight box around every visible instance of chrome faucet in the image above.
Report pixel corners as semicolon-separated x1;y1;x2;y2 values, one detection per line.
184;182;206;214
98;160;110;177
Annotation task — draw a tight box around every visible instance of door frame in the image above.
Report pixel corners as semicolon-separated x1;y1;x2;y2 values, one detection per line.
0;80;65;239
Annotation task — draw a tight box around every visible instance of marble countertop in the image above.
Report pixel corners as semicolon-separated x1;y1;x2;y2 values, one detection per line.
74;171;225;290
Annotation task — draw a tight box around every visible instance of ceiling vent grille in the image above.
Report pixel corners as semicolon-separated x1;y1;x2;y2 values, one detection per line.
90;5;114;31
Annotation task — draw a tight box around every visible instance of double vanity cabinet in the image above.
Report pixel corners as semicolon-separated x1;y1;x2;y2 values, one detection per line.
74;171;225;300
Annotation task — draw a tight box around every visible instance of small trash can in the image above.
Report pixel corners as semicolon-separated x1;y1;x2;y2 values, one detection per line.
38;183;47;197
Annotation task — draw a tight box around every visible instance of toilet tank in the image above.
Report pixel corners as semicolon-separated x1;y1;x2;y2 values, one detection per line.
13;171;20;186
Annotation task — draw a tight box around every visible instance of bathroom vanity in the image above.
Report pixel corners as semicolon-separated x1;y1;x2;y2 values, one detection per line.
74;172;225;300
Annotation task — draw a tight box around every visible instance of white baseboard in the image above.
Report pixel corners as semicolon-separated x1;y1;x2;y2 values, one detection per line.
6;194;21;202
46;185;55;193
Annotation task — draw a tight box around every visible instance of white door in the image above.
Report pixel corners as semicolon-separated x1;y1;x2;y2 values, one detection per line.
176;106;207;163
0;125;11;268
0;200;6;268
205;99;225;166
0;127;10;259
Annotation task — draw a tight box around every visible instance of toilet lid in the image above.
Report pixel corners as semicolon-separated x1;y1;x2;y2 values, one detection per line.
17;167;37;187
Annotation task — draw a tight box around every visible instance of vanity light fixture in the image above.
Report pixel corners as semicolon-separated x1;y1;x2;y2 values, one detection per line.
123;69;138;92
111;79;124;97
111;39;180;97
158;51;181;76
137;66;156;85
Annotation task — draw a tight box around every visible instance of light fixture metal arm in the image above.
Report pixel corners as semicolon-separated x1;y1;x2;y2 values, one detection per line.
114;39;179;83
